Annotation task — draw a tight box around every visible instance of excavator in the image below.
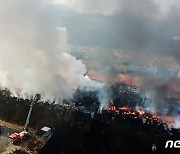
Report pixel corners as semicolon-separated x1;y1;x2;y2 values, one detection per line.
8;94;41;144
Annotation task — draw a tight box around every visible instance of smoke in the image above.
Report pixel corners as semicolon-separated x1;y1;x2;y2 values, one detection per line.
51;0;180;67
52;0;124;15
1;0;179;114
53;0;159;16
0;0;102;103
173;117;180;129
51;0;180;127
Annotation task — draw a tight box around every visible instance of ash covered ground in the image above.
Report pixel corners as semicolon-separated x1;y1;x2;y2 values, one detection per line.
0;88;179;154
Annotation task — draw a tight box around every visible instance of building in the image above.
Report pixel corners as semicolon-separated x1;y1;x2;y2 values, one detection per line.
116;74;142;94
68;51;86;60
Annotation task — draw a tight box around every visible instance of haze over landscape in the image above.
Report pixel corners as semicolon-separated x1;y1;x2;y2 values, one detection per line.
0;0;179;153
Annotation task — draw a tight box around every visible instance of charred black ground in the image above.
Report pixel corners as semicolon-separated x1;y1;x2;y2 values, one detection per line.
0;89;179;154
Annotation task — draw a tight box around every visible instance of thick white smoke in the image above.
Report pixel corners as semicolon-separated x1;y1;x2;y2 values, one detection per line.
0;0;102;103
173;117;180;129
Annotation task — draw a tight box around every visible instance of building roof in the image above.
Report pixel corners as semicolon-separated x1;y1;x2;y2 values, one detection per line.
41;126;51;132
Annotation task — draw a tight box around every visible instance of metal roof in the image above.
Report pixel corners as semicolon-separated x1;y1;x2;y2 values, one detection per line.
41;126;51;132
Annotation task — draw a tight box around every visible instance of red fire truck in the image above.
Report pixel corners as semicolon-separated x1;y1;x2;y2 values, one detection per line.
9;131;30;144
8;94;41;144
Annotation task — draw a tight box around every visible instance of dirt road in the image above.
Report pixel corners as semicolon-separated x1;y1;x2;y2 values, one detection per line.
0;119;34;153
0;125;19;153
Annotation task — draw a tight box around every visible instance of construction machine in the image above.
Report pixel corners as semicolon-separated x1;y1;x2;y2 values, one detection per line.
8;94;41;144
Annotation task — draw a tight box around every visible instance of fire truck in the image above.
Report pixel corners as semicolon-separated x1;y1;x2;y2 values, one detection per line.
8;94;41;144
8;131;30;144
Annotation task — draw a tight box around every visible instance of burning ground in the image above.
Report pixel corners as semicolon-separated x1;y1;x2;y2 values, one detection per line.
0;89;179;154
0;0;179;153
